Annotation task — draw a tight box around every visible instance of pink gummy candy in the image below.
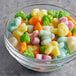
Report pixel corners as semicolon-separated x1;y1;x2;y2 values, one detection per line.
68;21;74;30
33;30;39;37
29;30;40;45
59;17;68;25
36;54;51;60
32;37;40;45
36;54;43;59
42;55;51;60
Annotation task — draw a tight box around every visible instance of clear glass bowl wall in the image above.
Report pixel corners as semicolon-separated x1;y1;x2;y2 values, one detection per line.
4;4;76;72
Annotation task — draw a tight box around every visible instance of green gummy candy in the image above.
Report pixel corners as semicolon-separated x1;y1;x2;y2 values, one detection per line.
24;49;34;58
20;32;30;43
67;50;72;55
48;10;59;18
26;13;32;20
42;15;52;25
58;10;70;18
48;10;56;16
72;27;76;33
40;46;45;54
15;11;26;20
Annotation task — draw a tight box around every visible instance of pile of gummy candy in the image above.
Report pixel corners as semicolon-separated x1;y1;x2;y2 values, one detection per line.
7;8;76;60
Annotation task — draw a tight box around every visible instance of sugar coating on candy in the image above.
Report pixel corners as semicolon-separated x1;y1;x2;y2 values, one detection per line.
67;37;76;52
58;17;68;25
7;17;21;32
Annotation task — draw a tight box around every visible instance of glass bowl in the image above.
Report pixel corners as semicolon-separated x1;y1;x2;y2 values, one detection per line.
4;4;76;72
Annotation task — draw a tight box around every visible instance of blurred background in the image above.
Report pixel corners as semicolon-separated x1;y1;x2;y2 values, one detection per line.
0;0;76;76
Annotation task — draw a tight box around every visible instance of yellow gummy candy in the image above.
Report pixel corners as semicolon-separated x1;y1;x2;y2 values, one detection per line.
58;23;69;36
52;18;58;28
51;46;60;56
17;23;27;32
28;45;40;51
40;9;47;17
50;28;58;34
45;41;60;56
50;23;69;37
13;30;23;40
31;8;47;17
31;8;40;17
45;43;53;55
13;23;27;40
51;41;58;46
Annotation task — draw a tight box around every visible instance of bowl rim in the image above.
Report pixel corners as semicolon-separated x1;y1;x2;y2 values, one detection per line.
4;3;76;63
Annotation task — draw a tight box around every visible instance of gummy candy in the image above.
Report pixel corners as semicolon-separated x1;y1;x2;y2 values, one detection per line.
20;32;30;43
15;11;26;20
7;8;76;60
13;23;27;40
67;37;76;52
45;41;60;56
40;46;45;54
27;25;34;33
24;49;34;58
7;17;21;32
42;15;52;26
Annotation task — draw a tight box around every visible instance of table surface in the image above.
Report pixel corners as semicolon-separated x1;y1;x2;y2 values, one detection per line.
0;0;76;76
